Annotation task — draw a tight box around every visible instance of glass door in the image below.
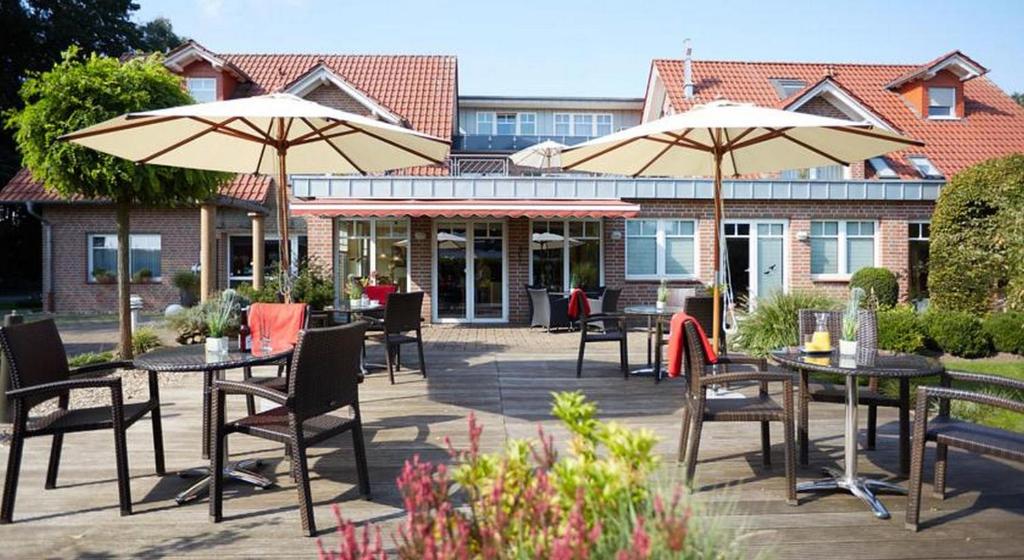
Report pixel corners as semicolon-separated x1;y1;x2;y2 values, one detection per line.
756;223;785;299
724;220;787;307
435;221;507;322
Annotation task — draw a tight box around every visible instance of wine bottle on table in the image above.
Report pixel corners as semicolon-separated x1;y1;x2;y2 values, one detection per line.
238;309;251;352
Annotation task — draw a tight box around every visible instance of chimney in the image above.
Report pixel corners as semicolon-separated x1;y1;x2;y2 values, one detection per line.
683;38;694;100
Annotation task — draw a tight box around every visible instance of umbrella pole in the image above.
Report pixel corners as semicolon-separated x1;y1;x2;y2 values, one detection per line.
712;150;723;354
275;118;292;302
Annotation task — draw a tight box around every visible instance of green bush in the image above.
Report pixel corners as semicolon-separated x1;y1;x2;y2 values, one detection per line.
877;304;926;353
129;327;162;355
68;350;115;368
733;290;839;357
850;267;899;308
235;259;334;310
923;309;992;358
929;154;1024;314
165;293;241;344
982;311;1024;355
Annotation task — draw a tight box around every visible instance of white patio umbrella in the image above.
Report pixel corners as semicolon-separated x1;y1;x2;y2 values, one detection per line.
61;93;450;298
510;139;567;169
560;99;923;352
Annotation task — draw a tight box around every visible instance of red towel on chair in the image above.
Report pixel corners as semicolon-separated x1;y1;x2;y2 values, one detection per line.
365;284;397;305
248;302;306;351
666;312;718;377
567;288;590;320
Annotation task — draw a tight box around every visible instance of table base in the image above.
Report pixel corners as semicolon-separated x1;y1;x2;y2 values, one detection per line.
175;459;274;505
797;466;906;519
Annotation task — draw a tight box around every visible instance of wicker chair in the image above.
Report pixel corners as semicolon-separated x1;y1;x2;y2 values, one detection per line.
526;286;550;329
795;309;907;469
0;319;164;523
906;372;1024;531
209;322;371;537
574;292;629;378
676;321;797;505
365;291;426;385
590;287;622;333
241;303;309;416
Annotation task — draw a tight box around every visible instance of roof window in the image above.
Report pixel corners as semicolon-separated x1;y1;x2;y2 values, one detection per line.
908;156;943;179
770;78;807;99
868;157;898;179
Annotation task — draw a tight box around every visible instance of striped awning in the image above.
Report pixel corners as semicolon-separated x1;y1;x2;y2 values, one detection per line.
290;198;641;219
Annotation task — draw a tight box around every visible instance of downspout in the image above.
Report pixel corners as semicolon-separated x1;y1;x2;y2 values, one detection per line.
24;202;54;312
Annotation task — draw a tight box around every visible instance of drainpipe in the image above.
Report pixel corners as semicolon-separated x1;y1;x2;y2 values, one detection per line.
683;38;694;100
25;202;54;312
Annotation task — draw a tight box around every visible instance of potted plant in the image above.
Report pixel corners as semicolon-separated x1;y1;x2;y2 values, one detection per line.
840;287;865;356
172;270;200;307
93;268;116;284
346;274;365;307
657;278;669;310
131;267;154;284
204;290;239;354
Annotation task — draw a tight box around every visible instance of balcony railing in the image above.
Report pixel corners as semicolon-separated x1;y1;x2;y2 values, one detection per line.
450;155;508;176
454;134;595;152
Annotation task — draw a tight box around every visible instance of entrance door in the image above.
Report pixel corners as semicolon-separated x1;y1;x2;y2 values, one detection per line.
724;220;787;307
434;221;507;322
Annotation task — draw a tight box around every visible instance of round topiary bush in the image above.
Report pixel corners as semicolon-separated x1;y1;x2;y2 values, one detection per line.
877;304;927;353
850;267;899;308
982;311;1024;355
929;154;1024;314
922;309;992;358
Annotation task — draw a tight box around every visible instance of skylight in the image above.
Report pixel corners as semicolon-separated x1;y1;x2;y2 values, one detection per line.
771;78;807;99
868;157;898;179
908;156;943;179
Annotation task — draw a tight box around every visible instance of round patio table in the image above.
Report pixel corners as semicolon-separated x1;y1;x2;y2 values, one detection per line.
133;344;294;505
771;350;944;519
623;305;682;381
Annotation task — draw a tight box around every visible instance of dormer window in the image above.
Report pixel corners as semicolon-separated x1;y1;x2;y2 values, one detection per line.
186;77;217;103
770;78;807;99
868;157;898;179
927;87;956;118
908;155;943;179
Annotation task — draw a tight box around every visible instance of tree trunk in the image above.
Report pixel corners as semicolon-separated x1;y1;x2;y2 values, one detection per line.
116;201;133;360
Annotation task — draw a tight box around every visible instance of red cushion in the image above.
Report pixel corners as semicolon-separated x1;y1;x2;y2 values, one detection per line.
365;284;397;304
248;303;306;351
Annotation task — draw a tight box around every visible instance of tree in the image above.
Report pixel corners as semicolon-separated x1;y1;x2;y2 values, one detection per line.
928;154;1024;314
7;49;228;358
136;17;185;54
1013;92;1024;107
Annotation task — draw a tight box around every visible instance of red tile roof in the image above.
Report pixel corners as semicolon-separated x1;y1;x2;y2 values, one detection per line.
0;168;271;206
652;57;1024;178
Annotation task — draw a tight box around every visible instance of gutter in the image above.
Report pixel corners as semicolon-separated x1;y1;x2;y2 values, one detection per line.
24;202;54;312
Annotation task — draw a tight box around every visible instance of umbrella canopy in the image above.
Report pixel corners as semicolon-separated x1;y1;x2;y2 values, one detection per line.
560;99;923;351
510;139;567;169
62;93;450;297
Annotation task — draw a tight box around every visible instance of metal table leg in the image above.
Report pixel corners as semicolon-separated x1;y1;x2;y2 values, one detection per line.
796;376;906;519
630;315;662;377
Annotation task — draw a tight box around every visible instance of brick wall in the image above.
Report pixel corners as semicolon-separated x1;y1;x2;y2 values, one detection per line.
305;84;374;116
409;217;433;319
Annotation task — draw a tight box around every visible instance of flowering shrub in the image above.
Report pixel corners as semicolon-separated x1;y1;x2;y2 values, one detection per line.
318;391;752;559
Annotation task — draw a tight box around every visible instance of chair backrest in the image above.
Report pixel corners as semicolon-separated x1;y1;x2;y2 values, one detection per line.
584;286;607;300
856;309;878;366
683;295;726;346
0;319;70;409
602;287;622;313
797;309;842;346
249;303;309;349
667;287;695;308
288;322;366;420
365;284;397;305
527;287;550;322
384;291;425;333
682;321;711;397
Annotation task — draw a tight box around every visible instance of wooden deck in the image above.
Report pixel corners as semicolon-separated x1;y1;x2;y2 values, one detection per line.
1;326;1022;559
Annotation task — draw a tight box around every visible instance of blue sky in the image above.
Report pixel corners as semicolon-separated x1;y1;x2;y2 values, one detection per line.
136;0;1024;97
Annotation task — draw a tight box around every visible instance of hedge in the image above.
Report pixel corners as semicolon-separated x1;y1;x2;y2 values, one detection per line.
982;311;1024;355
928;154;1024;314
850;267;899;308
876;304;926;353
922;309;992;358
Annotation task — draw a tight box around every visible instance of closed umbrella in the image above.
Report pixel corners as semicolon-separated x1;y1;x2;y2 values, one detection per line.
62;93;450;298
510;139;567;170
561;100;922;352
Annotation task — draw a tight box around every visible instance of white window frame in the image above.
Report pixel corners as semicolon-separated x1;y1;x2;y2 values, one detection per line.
908;221;931;241
527;219;604;291
226;234;308;285
554;113;571;136
186;77;217;103
868;157;898;179
87;233;163;283
431;220;509;324
476;111;495;135
809;219;880;281
723;219;790;302
908;155;943;179
495;112;518;136
927;87;957;119
595;114;613;136
624;218;700;280
334;218;411;302
781;165;852;180
517;112;537;135
572;114;594;137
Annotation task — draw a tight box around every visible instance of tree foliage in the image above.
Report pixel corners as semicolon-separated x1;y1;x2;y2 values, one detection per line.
928;154;1024;313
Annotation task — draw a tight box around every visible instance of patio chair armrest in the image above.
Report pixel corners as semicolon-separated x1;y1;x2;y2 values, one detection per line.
7;377;122;400
715;354;767;370
944;371;1024;392
918;385;1024;414
360;315;384;327
212;379;288;405
70;360;134;377
580;312;623;324
699;371;793;387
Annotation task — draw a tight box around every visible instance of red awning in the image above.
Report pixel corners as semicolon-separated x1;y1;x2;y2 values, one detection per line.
290;199;641;219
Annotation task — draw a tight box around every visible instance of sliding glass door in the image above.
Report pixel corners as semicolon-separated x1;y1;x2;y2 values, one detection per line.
434;221;507;322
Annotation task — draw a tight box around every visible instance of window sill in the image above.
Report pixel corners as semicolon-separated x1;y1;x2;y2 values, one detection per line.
926;115;960;121
626;275;700;282
88;279;163;285
810;274;851;283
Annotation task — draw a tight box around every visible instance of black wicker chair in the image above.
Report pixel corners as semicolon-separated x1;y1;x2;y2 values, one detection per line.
795;309;907;470
574;292;628;378
906;372;1024;531
676;321;797;505
241;303;310;416
0;319;164;523
209;322;371;537
365;291;426;385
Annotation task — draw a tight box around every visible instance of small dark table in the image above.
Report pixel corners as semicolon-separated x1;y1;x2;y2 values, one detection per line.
771;350;943;519
623;305;682;380
133;344;294;505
